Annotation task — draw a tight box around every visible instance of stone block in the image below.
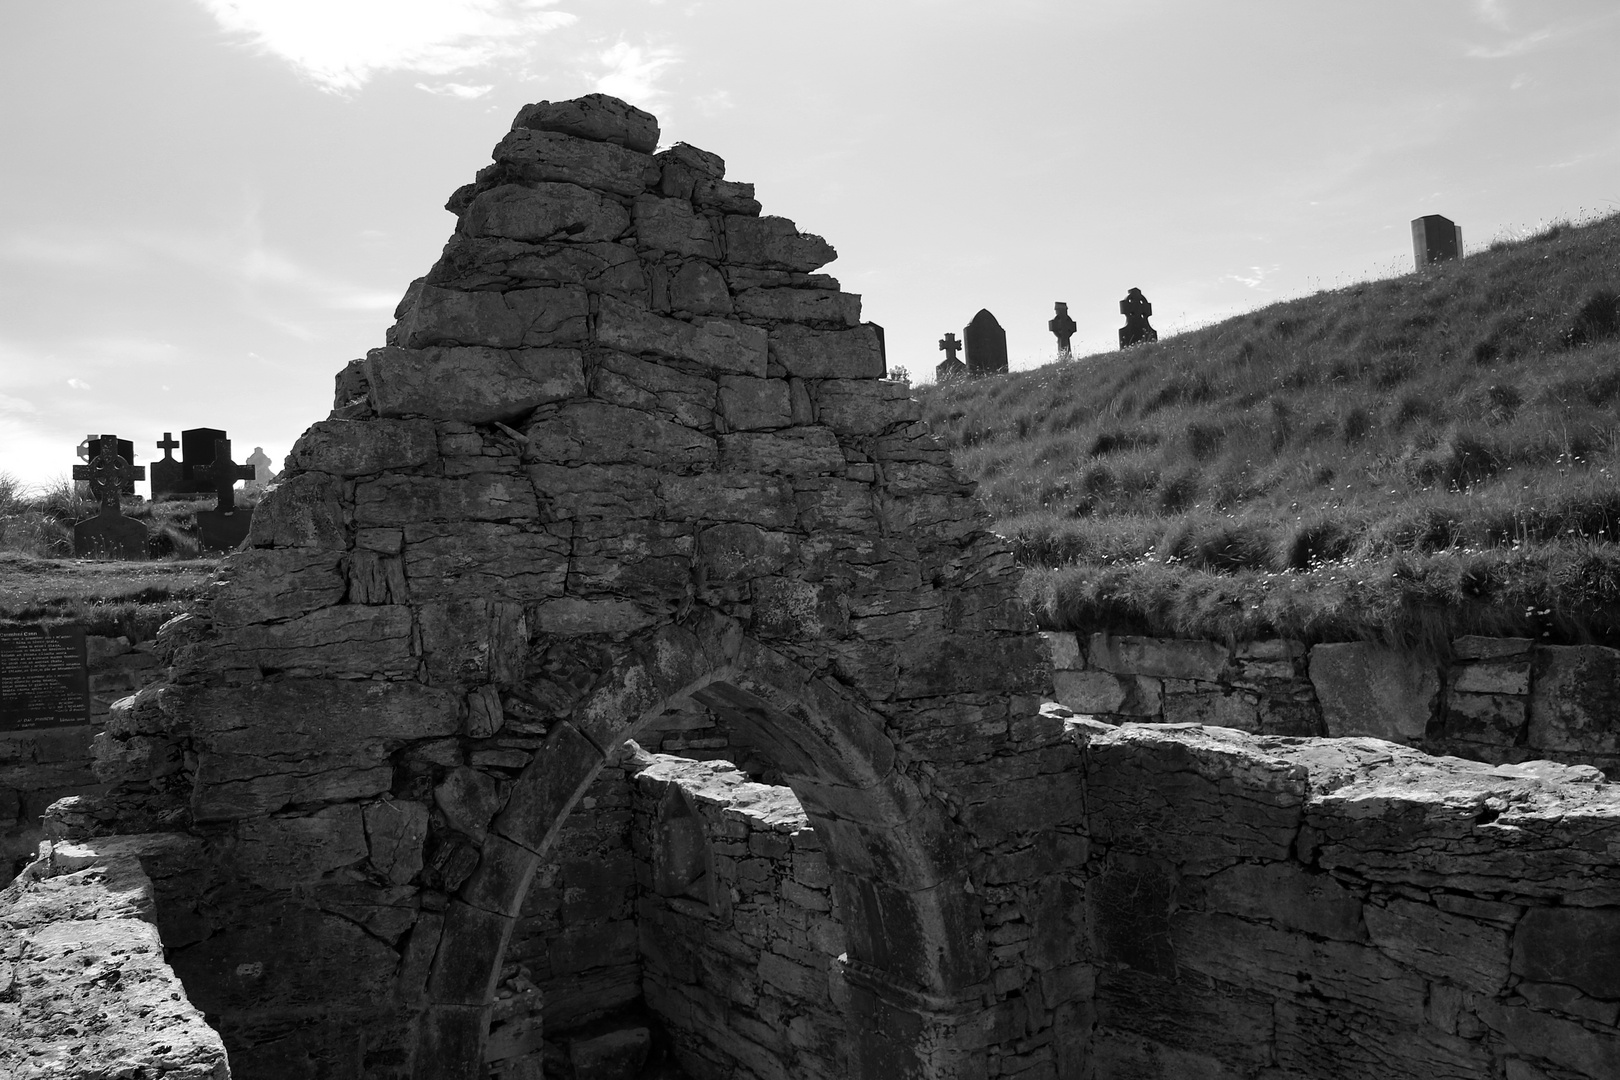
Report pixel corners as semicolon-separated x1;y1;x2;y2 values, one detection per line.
235;804;369;886
658;473;797;527
1438;691;1526;747
769;324;885;379
1452;657;1531;695
632;195;720;259
1512;905;1620;999
1200;861;1365;941
1363;896;1510;995
597;296;768;377
492;126;660;197
364;344;585;422
1476;999;1620;1079
1309;641;1438;744
393;285;589;350
210;547;346;626
724;215;837;272
435;765;508;842
245;470;347;549
364;798;430;885
718;375;792;430
528;400;720;472
417;598;526;688
463;182;630;243
1529;644;1620;755
354;471;540;525
427;900;517;1006
815;378;921;434
1088;634;1230;681
530;597;660;635
1162;686;1259;731
1453;635;1534;660
214;604;416;678
495;721;605;855
698;523;799;581
512;94;659;153
734;287;861;326
718;429;847;476
1053;670;1162;716
1041;632;1082;671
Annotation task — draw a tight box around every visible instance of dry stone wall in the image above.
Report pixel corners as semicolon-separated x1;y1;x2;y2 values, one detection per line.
1049;630;1620;775
1069;712;1620;1080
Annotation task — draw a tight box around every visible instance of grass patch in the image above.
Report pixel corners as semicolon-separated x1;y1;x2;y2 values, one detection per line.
919;210;1620;646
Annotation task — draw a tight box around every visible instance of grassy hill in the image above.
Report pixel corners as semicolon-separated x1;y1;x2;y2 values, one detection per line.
918;212;1620;650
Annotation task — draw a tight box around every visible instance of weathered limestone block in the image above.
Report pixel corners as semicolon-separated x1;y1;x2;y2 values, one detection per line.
734;287;861;326
1053;670;1162;716
695;177;761;216
1512;906;1620;999
347;548;407;605
658;473;797;528
354;472;540;525
288;417;438;476
1454;635;1535;660
246;470;347;548
593;351;718;427
567;519;693;599
633;195;720;259
1438;691;1527;748
492;127;660;197
393;284;589;350
236;804;369;886
668;259;733;315
427;236;646;298
1162;683;1260;731
526;463;662;519
724;215;836;271
815;379;920;436
403;521;568;601
1308;641;1438;744
524;400;718;468
364;798;430;885
1476;1000;1620;1079
656;141;724;199
769;324;885;379
1529;644;1620;755
463;182;630;243
512;94;659;153
597;295;768;376
1041;631;1082;671
417;598;527;688
0;838;230;1080
717;375;792;430
365;345;585;422
719;429;846;476
210;547;346;626
1088;633;1230;681
1200;861;1364;940
1452;655;1532;695
532;597;660;636
1363;896;1510;995
211;604;416;678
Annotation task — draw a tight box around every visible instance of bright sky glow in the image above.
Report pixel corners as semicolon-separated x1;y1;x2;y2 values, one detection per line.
2;0;1618;492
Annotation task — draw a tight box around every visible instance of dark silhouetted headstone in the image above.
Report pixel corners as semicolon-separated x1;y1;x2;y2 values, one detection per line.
1412;214;1463;269
71;435;149;559
0;624;89;732
936;332;967;382
76;435;136;497
1118;288;1158;349
245;447;273;493
195;438;257;551
1049;302;1077;359
181;427;228;495
963;309;1008;376
150;432;184;499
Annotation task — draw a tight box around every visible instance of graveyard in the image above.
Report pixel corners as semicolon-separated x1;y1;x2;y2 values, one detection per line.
2;91;1620;1080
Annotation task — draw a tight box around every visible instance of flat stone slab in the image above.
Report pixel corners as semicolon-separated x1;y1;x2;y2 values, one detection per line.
0;836;229;1079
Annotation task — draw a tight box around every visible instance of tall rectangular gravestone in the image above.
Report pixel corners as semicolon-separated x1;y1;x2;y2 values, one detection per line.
180;427;227;496
1412;214;1463;269
963;309;1008;376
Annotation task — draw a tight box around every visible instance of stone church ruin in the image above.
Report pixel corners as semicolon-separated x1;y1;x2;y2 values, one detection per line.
6;95;1620;1080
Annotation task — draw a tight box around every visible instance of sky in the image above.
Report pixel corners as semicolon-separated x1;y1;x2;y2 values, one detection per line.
2;0;1618;494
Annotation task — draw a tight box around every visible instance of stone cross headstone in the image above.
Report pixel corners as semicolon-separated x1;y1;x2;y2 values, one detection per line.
150;432;184;500
244;447;273;493
76;435;136;496
935;332;967;382
1049;302;1077;359
1411;214;1463;270
1118;288;1158;349
194;438;257;551
70;435;149;559
180;427;228;495
963;309;1008;376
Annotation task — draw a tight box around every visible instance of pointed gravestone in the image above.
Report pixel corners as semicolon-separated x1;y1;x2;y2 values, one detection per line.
71;435;148;559
963;309;1008;376
76;435;136;497
150;432;184;500
1412;214;1463;270
194;438;257;551
244;447;273;493
1118;288;1158;349
180;427;228;496
936;332;967;382
1049;302;1077;359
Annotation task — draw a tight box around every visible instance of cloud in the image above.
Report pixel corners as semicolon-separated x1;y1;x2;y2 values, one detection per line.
1472;0;1512;31
1465;28;1553;59
66;377;92;390
1224;265;1281;290
196;0;577;93
0;393;38;417
415;81;495;99
591;41;678;104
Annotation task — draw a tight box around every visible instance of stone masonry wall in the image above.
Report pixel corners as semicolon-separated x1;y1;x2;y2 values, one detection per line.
1048;630;1620;775
1069;711;1620;1080
2;629;164;883
631;754;845;1080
